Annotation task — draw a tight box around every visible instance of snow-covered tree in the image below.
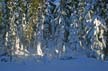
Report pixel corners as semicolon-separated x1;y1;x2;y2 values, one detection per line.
0;0;108;62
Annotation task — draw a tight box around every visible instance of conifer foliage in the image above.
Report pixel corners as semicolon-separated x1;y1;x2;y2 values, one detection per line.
0;0;108;62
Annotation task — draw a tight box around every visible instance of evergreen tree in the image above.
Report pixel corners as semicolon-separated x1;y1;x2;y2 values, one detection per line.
0;0;108;62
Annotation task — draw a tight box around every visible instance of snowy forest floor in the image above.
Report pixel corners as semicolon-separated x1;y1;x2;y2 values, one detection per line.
0;57;108;71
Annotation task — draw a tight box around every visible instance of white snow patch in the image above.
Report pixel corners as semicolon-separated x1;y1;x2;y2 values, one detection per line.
0;57;108;71
37;42;44;57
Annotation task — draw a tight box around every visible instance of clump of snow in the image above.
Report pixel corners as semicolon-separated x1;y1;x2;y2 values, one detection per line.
36;42;44;57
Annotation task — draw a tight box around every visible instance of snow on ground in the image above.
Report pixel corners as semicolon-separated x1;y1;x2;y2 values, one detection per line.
0;57;108;71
